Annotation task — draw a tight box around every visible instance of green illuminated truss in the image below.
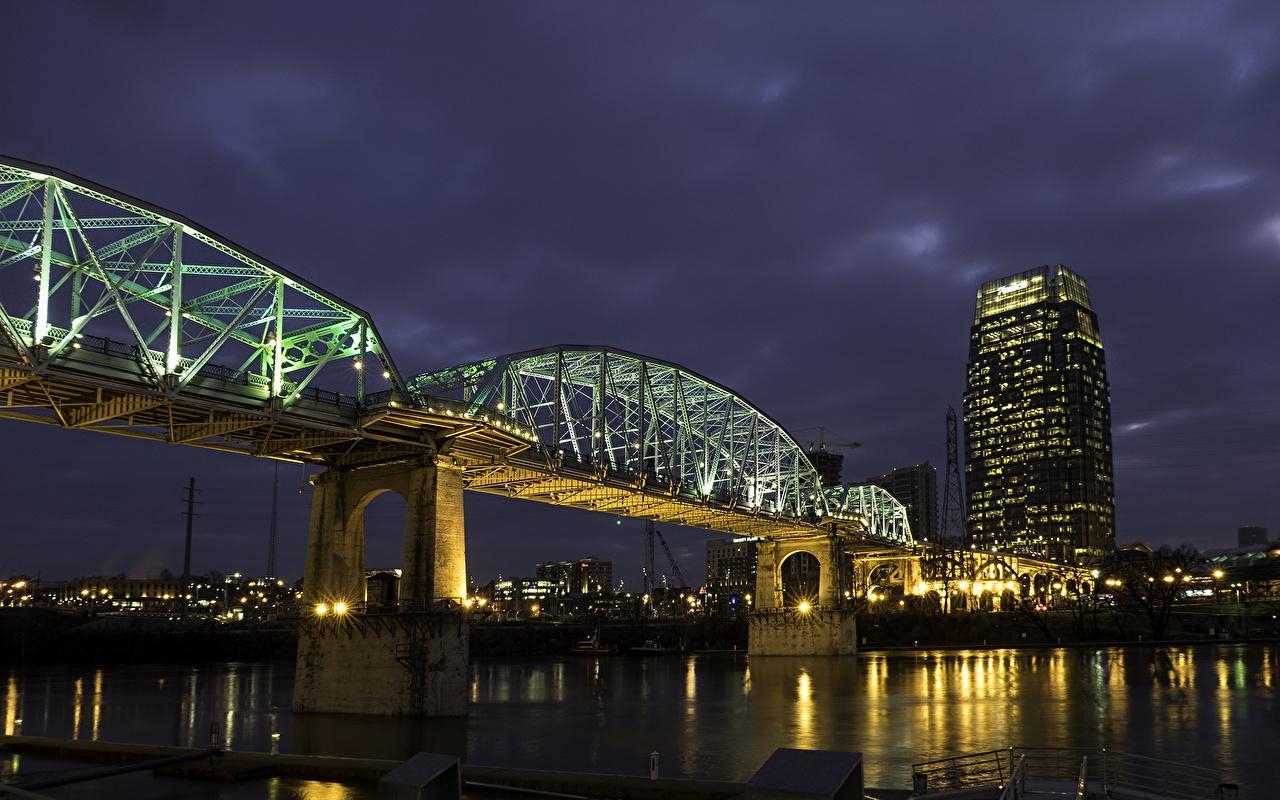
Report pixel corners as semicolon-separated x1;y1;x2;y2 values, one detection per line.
0;155;916;547
410;346;915;546
0;156;400;411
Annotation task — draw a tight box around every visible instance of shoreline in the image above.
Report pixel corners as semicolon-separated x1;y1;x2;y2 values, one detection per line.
0;735;910;800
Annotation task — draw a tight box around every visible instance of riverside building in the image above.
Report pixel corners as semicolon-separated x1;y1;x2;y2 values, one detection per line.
962;265;1115;563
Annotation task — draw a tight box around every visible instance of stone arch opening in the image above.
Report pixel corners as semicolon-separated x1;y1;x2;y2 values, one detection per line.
780;550;821;608
353;488;408;611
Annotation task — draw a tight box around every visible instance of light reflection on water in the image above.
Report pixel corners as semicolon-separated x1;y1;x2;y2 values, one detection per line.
1;644;1276;793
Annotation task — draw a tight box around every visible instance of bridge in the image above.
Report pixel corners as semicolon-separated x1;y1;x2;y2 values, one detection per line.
0;156;1075;716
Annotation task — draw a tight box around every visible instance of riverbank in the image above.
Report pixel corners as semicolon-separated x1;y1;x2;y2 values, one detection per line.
2;606;1274;665
0;736;910;800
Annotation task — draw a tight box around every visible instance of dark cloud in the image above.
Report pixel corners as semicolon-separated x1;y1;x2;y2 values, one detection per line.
1;2;1277;583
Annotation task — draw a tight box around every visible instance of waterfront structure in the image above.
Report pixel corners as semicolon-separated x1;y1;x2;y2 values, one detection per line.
865;463;937;544
963;265;1116;563
1238;526;1268;547
0;156;926;714
705;537;758;615
535;558;612;595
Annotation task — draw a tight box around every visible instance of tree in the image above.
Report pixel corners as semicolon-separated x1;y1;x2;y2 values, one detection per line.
1099;545;1197;640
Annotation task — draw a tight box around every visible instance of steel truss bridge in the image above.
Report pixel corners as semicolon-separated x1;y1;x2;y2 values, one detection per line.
0;155;913;544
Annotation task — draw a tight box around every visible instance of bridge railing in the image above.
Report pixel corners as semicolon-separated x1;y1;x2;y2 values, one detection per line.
7;318;363;413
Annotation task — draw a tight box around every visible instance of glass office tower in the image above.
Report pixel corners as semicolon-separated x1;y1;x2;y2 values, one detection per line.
962;265;1115;562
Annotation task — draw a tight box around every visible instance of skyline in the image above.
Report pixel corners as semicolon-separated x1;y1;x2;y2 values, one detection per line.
1;3;1277;585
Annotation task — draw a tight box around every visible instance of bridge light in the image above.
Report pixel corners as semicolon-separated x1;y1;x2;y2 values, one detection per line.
314;603;329;616
797;601;811;614
353;361;363;370
333;601;348;615
497;402;505;411
383;370;391;379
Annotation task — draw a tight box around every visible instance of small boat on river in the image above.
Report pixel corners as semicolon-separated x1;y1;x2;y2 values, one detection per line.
629;639;677;655
569;635;617;655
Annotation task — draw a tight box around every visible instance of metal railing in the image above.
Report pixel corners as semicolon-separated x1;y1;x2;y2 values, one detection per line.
1103;749;1226;800
912;748;1011;795
916;746;1233;799
998;754;1026;800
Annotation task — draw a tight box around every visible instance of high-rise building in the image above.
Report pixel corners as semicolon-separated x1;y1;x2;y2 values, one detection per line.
1237;526;1268;547
705;538;758;615
866;463;937;541
535;557;613;595
962;265;1115;562
805;446;844;487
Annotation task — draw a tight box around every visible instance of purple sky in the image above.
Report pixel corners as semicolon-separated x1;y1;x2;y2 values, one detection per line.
2;3;1277;586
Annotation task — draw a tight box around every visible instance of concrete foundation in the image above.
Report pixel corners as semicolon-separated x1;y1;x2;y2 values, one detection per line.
295;612;469;716
748;608;857;656
294;456;470;717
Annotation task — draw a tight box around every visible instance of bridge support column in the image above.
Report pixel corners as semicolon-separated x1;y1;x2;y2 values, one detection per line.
748;538;857;656
294;457;469;716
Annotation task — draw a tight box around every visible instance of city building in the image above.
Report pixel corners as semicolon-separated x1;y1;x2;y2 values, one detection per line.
865;462;937;541
705;537;758;615
487;577;558;618
962;265;1116;562
535;557;613;595
1238;526;1269;547
805;446;844;487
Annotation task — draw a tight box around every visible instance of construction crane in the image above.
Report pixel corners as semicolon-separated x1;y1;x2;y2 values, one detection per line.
798;427;860;487
800;426;861;453
654;527;689;589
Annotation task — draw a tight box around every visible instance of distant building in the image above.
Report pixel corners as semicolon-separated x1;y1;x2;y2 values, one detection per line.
1238;526;1268;547
963;265;1116;563
805;447;844;487
535;557;612;595
865;463;937;541
488;577;557;618
366;568;401;611
705;537;758;615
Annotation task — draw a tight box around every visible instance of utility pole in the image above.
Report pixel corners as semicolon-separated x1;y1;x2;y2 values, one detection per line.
266;464;279;580
181;477;198;581
940;407;966;612
941;407;965;544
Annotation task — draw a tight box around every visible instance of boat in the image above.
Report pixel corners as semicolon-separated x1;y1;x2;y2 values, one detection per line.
569;635;617;655
629;639;676;655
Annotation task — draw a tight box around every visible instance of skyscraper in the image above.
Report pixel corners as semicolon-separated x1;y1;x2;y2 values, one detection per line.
865;462;937;542
962;265;1115;562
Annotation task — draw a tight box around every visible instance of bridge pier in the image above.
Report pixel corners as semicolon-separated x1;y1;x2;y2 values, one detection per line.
293;456;470;716
748;537;857;656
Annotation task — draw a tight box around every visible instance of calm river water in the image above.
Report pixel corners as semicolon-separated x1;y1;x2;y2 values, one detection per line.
3;645;1278;796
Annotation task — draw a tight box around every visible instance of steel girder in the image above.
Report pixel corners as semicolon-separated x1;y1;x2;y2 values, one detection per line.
823;484;914;546
0;156;401;413
409;345;916;546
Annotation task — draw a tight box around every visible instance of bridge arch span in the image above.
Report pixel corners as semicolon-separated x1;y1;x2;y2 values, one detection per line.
409;345;826;521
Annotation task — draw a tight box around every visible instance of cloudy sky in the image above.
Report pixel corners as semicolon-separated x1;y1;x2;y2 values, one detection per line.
2;2;1277;586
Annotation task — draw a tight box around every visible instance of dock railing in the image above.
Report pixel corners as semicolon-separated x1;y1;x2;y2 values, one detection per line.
914;746;1232;799
912;748;1011;795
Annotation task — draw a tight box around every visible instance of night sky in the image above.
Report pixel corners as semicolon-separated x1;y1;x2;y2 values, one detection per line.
2;3;1277;587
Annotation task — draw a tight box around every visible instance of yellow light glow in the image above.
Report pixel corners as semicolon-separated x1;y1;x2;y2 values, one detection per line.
797;601;811;614
333;601;348;615
314;603;329;616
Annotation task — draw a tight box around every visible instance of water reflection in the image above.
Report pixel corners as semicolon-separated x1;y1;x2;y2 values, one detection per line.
0;645;1274;794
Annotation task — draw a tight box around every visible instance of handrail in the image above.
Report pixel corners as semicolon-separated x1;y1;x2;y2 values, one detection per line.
998;754;1027;800
924;746;1229;800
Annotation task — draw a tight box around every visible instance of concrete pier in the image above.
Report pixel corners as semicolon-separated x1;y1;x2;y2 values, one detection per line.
749;536;857;656
748;608;857;656
294;456;470;716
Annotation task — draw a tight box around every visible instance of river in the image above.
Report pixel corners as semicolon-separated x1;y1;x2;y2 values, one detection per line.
3;644;1277;796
